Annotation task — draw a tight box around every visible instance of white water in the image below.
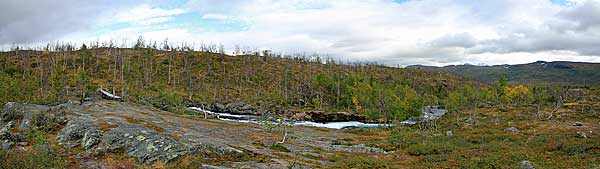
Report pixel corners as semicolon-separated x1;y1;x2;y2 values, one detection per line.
187;107;387;129
293;121;387;129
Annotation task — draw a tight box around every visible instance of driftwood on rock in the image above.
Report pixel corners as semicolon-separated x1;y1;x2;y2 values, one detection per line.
97;88;123;101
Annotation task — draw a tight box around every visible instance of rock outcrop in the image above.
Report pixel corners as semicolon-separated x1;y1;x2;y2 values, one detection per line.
1;100;376;167
519;160;535;169
400;106;448;125
283;110;367;123
99;124;189;164
210;102;260;116
57;119;103;149
2;101;247;165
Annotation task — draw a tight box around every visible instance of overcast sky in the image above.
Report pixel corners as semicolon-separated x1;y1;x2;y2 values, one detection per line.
1;0;600;66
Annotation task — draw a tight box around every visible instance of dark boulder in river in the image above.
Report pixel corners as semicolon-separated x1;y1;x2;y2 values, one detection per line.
284;110;367;123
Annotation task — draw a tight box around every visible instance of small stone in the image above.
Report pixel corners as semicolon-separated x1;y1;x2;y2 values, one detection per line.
576;132;587;138
82;130;102;149
5;121;15;128
18;120;30;130
135;135;146;141
16;142;28;147
79;160;103;169
2;140;14;150
200;164;229;169
446;130;453;136
519;161;535;169
573;122;583;126
75;151;91;159
504;127;519;132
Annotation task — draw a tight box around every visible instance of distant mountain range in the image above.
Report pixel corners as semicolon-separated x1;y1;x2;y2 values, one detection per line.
407;61;600;84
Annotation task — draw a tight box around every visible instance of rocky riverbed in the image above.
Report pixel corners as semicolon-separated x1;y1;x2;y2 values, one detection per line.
0;100;387;168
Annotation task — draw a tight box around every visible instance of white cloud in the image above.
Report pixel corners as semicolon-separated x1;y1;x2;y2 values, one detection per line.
110;4;186;25
201;13;229;20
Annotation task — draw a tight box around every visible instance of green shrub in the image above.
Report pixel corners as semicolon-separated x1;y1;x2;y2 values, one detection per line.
469;157;502;169
0;130;68;169
269;144;291;152
559;144;586;155
406;141;454;156
335;156;392;169
389;128;417;149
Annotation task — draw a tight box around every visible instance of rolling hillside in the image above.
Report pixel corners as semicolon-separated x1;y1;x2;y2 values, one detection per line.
0;46;468;121
408;61;600;84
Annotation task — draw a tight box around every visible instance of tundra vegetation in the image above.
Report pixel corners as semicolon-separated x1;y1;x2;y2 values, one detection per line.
0;39;598;168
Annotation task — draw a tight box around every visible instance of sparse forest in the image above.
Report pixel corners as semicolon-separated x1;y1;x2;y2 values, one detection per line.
1;39;599;168
0;39;590;124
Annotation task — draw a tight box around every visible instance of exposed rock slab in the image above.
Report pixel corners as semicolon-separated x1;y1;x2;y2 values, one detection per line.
2;100;381;167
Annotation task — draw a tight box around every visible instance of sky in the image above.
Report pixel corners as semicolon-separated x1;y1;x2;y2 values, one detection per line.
1;0;600;66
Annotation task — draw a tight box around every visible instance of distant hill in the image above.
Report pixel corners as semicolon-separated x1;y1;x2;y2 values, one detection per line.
407;61;600;84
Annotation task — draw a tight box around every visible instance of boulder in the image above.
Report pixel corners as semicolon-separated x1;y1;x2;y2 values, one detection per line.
284;110;367;123
519;161;535;169
18;120;30;130
224;103;257;115
400;106;448;125
15;142;28;147
504;127;519;132
211;103;226;113
446;130;453;136
207;102;259;115
0;126;23;142
1;140;14;150
576;132;587;139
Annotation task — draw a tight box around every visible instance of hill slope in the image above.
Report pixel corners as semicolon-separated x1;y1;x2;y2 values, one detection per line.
408;61;600;84
0;47;469;121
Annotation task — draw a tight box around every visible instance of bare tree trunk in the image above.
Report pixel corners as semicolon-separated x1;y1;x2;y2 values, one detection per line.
168;50;172;85
121;50;126;102
278;118;288;144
